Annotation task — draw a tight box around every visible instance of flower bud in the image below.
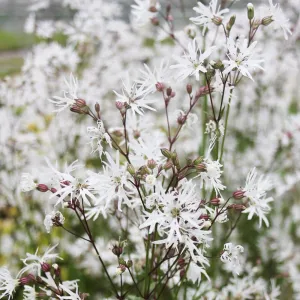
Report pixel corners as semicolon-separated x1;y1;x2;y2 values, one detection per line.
127;260;133;268
212;16;223;26
247;3;254;20
180;269;186;278
115;101;124;110
161;148;173;159
116;265;126;275
233;190;245;199
170;91;176;98
195;86;210;98
119;257;126;265
166;87;172;97
50;187;57;193
75;98;86;108
127;164;135;176
147;159;157;169
149;6;157;12
41;262;51;273
193;156;203;165
95;103;100;113
210;198;220;206
177;114;187;125
163;160;173;170
206;68;215;81
195;163;207;172
52;263;60;276
36;184;49;192
178;257;185;268
212;60;224;70
226;15;236;32
199;214;209;221
232;204;246;211
186;84;193;94
151;17;159;26
112;245;123;257
19;274;35;285
156;82;165;92
261;16;273;26
70;105;88;115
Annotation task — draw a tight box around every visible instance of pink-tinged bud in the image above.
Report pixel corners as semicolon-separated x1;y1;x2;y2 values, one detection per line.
52;264;61;277
199;214;209;220
233;190;245;199
95;103;100;113
177;114;187;125
195;86;210;98
151;17;159;26
147;159;157;169
166;87;172;97
232;204;246;211
75;98;86;107
156;82;165;92
212;16;223;26
210;198;220;206
195;163;207;172
178;257;185;268
112;245;123;257
170;91;176;98
41;262;51;273
19;274;35;285
50;187;57;193
149;6;157;12
36;184;49;192
61;180;70;186
186;84;192;94
163;160;173;170
180;269;186;278
133;130;140;139
70;105;88;115
115;101;124;110
167;15;174;21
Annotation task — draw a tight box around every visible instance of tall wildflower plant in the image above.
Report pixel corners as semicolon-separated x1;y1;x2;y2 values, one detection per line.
0;0;299;299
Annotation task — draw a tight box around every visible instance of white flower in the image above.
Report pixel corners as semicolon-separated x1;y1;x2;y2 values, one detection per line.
190;0;229;34
87;120;112;158
23;285;36;300
137;61;171;94
145;174;156;185
220;243;244;275
186;261;210;283
131;0;159;26
58;282;81;300
170;39;215;81
44;211;65;233
198;159;226;195
85;151;135;219
49;73;79;112
20;173;37;192
223;38;264;81
140;180;212;263
263;0;292;40
0;268;18;299
18;244;62;277
114;78;156;116
46;159;97;207
242;168;273;227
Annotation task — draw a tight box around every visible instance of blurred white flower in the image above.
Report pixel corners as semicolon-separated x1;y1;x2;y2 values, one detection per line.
44;211;65;233
49;73;79;113
18;244;62;277
170;39;215;81
23;285;37;300
220;243;244;275
58;282;81;300
0;268;18;300
242;168;273;227
263;0;292;40
20;173;37;192
190;0;229;34
131;0;159;26
87;120;112;158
